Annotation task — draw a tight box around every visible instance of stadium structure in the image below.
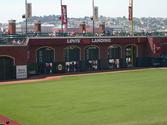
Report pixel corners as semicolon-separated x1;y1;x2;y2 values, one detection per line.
0;0;167;81
0;20;167;81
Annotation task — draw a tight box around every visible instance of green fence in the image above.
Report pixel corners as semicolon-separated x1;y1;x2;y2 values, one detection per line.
27;57;167;77
0;65;16;81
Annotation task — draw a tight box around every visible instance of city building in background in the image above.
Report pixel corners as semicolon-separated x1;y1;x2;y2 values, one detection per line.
16;23;55;33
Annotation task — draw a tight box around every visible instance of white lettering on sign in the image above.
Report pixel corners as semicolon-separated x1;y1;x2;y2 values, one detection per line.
92;39;111;43
16;65;27;79
67;39;81;44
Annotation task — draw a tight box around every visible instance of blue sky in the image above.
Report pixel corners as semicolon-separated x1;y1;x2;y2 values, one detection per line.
0;0;167;23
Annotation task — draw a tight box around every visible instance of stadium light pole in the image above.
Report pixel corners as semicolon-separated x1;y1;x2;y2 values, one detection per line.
129;0;134;36
25;0;28;35
60;0;63;33
92;0;95;36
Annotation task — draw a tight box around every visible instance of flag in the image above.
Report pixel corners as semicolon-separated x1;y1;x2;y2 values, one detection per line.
61;5;68;26
93;6;98;21
26;3;32;18
129;6;133;21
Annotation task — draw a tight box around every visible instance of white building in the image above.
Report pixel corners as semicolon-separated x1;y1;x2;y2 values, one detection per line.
16;23;55;33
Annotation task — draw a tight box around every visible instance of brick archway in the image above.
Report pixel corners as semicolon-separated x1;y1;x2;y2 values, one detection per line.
0;56;15;81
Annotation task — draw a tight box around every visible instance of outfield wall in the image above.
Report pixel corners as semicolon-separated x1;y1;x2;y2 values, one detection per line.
0;36;167;81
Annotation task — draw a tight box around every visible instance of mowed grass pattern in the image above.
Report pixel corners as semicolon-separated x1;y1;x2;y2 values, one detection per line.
0;69;167;125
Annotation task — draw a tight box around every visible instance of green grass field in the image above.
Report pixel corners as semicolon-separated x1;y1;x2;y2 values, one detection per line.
0;69;167;125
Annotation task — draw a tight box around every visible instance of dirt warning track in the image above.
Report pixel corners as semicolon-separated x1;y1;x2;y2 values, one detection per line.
0;76;62;85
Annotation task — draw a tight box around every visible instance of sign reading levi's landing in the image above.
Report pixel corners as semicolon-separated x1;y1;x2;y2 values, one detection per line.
67;38;111;44
67;39;81;44
92;39;111;43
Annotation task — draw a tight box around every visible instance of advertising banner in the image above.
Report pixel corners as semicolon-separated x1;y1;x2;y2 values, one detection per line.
16;65;27;79
26;3;32;18
61;5;68;25
93;6;99;21
129;6;133;21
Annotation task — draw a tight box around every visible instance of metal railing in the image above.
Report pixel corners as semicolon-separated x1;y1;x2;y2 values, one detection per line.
0;32;166;46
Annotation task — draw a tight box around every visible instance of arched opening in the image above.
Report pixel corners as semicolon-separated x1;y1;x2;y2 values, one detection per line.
108;45;121;69
64;46;80;72
85;45;99;71
125;45;137;67
0;56;15;81
36;47;54;74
